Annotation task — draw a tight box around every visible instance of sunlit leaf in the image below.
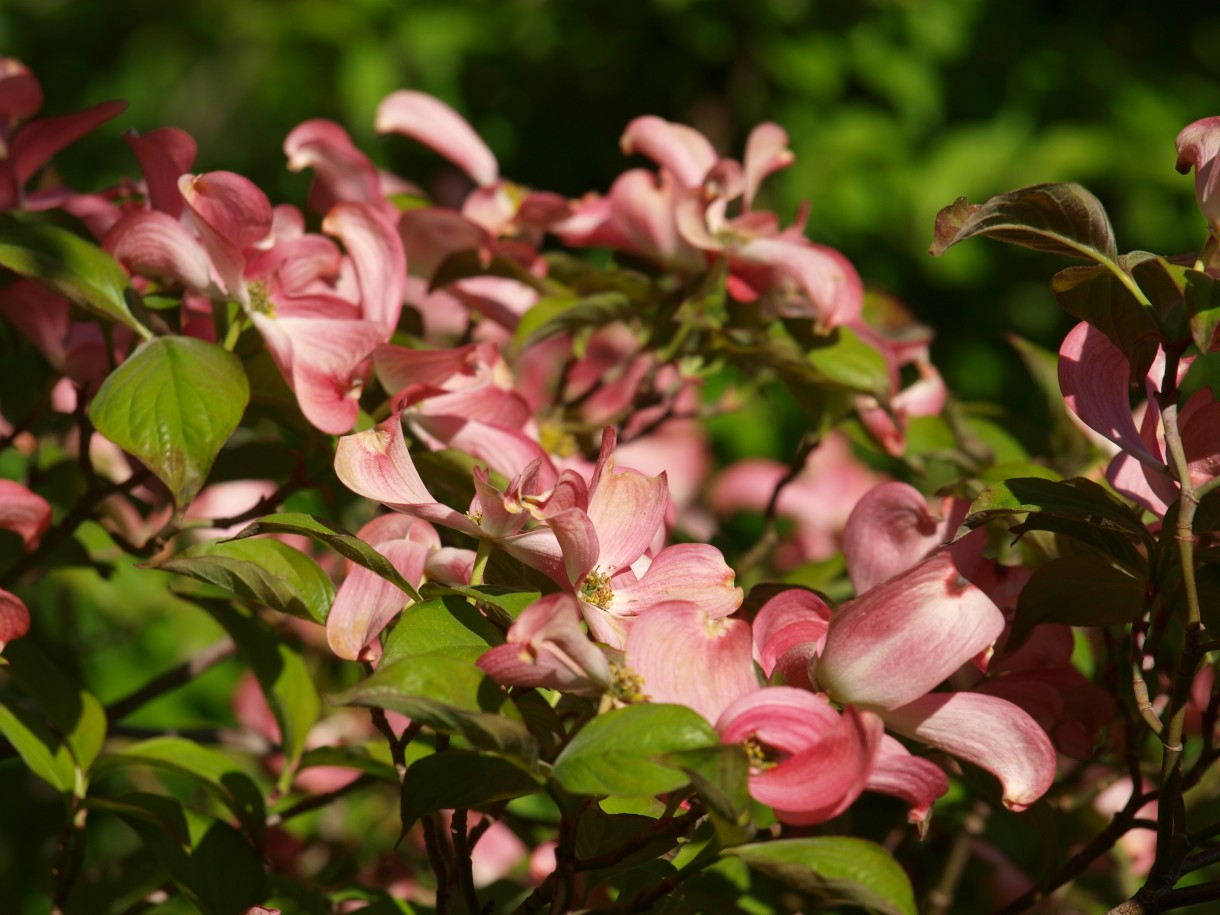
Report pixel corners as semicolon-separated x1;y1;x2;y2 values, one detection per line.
90;336;249;506
552;704;719;797
0;213;148;337
227;512;421;603
380;595;504;667
727;837;916;915
332;655;536;760
158;538;335;624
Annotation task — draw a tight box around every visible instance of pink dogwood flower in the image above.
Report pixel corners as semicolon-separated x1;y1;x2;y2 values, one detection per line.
1176;116;1220;233
0;479;52;652
1059;321;1220;514
0;56;126;212
108;169;402;433
374;340;554;483
624;601;759;723
534;428;742;648
327;513;440;662
716;686;885;826
477;593;612;696
333;412;568;583
814;551;1056;811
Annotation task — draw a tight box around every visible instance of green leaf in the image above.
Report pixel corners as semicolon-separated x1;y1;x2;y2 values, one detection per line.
552;704;719;797
511;291;635;351
1187;269;1220;352
965;476;1150;546
400;750;541;830
296;745;399;782
226;512;421;603
663;745;752;846
0;213;148;338
0;698;76;793
92;737;266;845
1013;554;1145;642
1180;351;1220;406
89;336;249;506
332;655;536;760
93;793;267;915
189;817;271;915
417;582;540;624
1008;513;1147;575
1128;252;1189;339
2;640;107;774
727;837;916;915
803;326;890;399
158;538;335;624
575;808;682;874
1008;335;1092;463
198;601;320;780
1050;265;1160;383
380;596;504;668
929;183;1117;265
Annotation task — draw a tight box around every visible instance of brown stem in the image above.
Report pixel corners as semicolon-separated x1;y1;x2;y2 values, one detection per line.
549;811;579;915
994;778;1155;914
423;813;452;915
575;801;703;872
1108;879;1220;914
926;800;990;915
1128;353;1208;899
450;808;481;915
49;799;87;915
510;874;555;914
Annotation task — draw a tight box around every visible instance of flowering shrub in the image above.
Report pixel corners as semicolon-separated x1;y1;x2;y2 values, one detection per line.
3;53;1220;914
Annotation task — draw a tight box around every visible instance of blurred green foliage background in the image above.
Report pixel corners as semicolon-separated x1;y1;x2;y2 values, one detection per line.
4;3;1220;909
7;0;1220;410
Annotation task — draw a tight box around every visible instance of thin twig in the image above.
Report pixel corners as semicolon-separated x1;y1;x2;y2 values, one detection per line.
266;774;379;827
926;800;990;915
49;800;87;915
451;808;482;915
423;813;452;915
736;434;819;576
106;638;238;722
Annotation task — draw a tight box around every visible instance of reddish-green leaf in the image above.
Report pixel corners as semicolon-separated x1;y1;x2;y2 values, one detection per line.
930;183;1117;265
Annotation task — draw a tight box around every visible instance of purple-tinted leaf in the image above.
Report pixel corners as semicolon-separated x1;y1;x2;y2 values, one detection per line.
930;183;1117;265
1051;264;1160;384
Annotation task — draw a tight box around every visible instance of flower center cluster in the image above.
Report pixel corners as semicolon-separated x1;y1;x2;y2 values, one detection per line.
247;279;275;316
608;661;647;703
580;568;613;610
538;422;578;458
743;736;782;771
